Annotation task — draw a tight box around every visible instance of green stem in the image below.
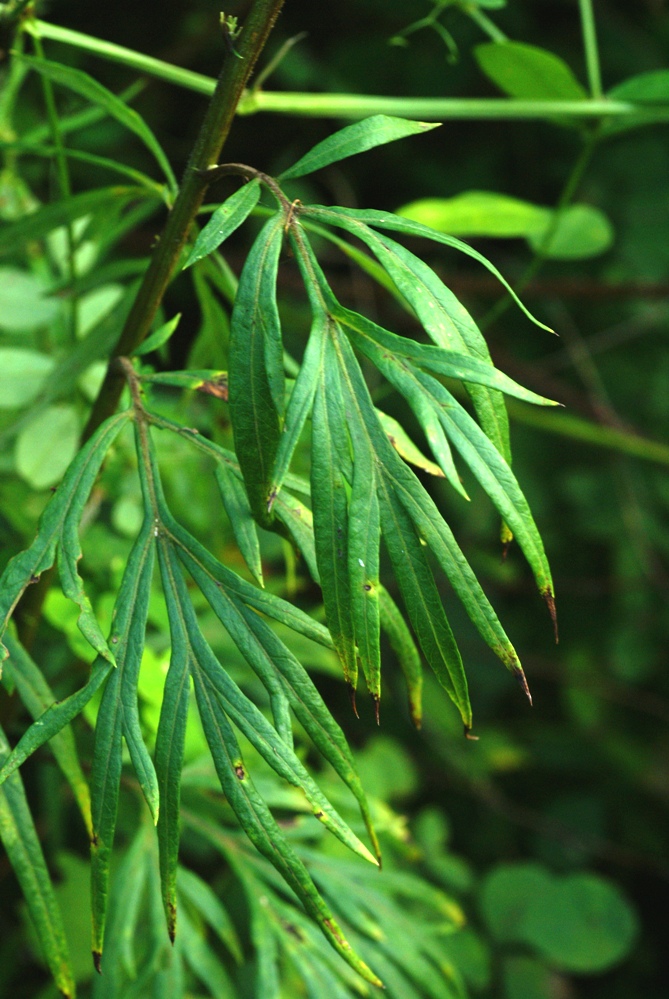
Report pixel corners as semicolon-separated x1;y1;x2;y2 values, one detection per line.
82;0;285;441
578;0;603;99
32;31;78;339
238;90;660;121
463;4;507;43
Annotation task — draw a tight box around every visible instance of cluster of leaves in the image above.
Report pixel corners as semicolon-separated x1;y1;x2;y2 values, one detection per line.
0;33;559;992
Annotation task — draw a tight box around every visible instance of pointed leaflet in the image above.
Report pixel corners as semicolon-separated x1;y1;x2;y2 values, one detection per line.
340;313;554;601
346;389;382;709
319;213;513;462
133;312;182;356
20;54;178;193
269;309;326;507
375;407;446;479
169;533;379;861
162;537;376;866
279;115;439;181
0;724;75;999
185;178;261;268
215;462;264;587
412;367;554;597
0;410;130;664
329;303;527;678
90;516;156;966
228;213;285;525
191;671;382;986
310;335;357;691
377;474;471;728
155;540;201;941
3;630;92;836
301;204;553;332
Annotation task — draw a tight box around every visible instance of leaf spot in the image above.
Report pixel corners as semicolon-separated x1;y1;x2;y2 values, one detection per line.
358;558;365;567
234;763;245;780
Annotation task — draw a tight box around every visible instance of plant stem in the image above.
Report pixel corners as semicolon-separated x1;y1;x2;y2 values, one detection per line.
82;0;285;441
578;0;603;98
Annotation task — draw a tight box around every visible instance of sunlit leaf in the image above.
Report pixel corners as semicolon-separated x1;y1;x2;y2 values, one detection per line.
279;115;440;181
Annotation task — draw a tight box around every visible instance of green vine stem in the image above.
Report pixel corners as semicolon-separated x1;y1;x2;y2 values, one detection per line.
578;0;603;99
82;0;285;441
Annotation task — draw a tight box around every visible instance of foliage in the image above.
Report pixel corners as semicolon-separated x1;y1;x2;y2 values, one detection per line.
0;1;668;998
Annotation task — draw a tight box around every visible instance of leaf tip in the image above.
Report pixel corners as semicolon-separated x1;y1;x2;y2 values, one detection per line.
514;666;533;706
543;588;559;643
348;683;360;719
372;694;380;726
464;725;479;741
93;951;102;975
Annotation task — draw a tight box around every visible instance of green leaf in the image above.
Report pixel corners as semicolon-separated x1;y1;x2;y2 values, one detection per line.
141;368;228;395
184;178;261;268
279;114;440;180
310;338;357;692
133;312;182;356
0;267;60;332
155;541;197;942
0;410;131;664
301;204;553;332
176;866;242;963
375;408;446;479
527;203;614;260
378;477;472;729
215;462;264;586
0;724;75;998
0;348;55;409
398;192;613;260
269;309;326;507
177;902;237;999
2;629;93;836
228;213;285;524
0;186;158;256
169;539;377;866
603;70;669;136
190;671;382;986
475;42;587;100
15;405;79;490
90;515;157;965
20;54;178;192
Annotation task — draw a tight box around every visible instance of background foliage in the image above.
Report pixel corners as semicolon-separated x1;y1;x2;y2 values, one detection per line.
0;1;668;997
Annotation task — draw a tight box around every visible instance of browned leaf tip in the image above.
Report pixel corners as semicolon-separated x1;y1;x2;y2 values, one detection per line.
514;667;533;706
168;903;177;944
347;683;360;719
543;589;559;644
371;694;380;726
93;951;102;975
464;725;479;741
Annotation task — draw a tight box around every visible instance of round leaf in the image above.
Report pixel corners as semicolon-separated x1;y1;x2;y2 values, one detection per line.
475;42;588;101
0;268;60;333
0;349;55;408
480;863;553;943
522;873;639;973
15;405;80;489
529;204;614;260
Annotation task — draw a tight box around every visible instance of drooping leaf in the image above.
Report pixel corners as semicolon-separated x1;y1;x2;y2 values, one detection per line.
90;515;157;967
377;475;472;729
20;54;178;192
0;724;75;998
228;213;285;524
279;115;440;181
191;669;382;985
310;336;357;693
475;41;587;100
0;186;158;256
185;178;261;268
375;408;445;479
215;462;264;586
176;866;242;963
3;629;93;836
378;587;423;728
0;410;131;664
301;204;553;332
